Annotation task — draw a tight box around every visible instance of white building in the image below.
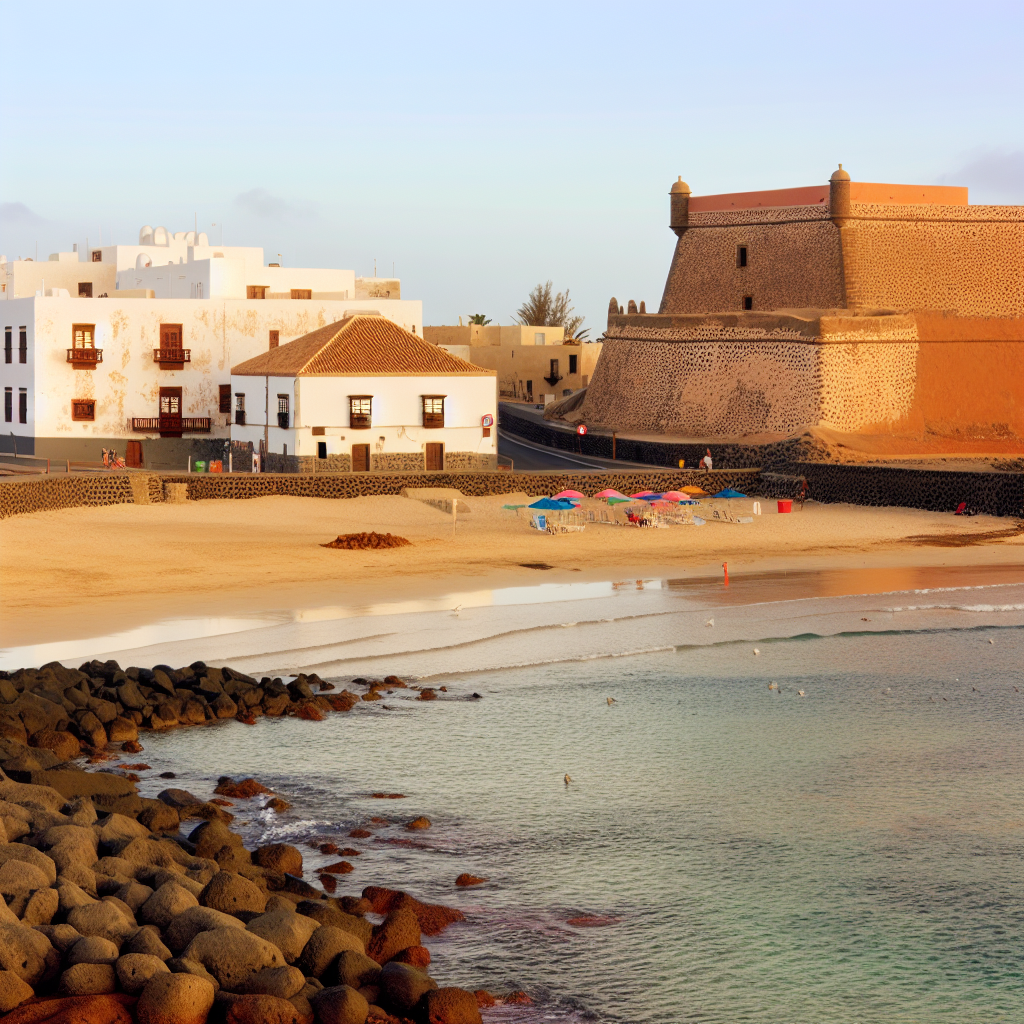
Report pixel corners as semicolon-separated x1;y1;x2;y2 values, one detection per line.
0;228;422;468
230;315;497;472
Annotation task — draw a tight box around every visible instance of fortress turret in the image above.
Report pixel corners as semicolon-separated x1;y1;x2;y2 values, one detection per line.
829;164;852;226
670;177;691;236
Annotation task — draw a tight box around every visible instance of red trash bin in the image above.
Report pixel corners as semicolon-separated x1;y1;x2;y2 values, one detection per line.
777;499;792;513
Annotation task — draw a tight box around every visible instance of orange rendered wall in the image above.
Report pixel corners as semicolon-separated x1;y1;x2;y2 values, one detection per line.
910;316;1024;439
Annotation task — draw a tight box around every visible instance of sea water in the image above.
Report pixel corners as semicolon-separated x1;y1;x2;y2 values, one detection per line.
134;619;1024;1023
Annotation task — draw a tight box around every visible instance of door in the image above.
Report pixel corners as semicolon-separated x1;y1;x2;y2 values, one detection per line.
159;387;182;436
352;443;370;472
425;442;444;471
126;441;143;468
160;324;183;350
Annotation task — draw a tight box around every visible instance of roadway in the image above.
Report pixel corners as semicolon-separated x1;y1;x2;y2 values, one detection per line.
497;429;664;471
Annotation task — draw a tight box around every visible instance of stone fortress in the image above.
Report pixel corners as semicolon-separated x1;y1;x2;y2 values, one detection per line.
548;168;1023;446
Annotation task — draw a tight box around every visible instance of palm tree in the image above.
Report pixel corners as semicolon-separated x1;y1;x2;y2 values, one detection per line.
468;314;491;325
514;281;587;340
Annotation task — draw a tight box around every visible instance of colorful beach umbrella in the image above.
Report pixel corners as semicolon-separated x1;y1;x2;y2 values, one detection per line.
661;490;691;501
594;488;627;499
553;489;585;499
528;498;577;510
713;488;747;498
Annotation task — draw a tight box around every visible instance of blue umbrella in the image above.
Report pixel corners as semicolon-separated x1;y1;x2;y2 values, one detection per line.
713;488;747;498
528;498;577;510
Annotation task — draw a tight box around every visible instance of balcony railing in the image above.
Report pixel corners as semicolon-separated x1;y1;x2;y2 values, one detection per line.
235;411;246;426
277;412;290;429
154;348;190;368
67;348;103;367
350;413;371;429
131;417;211;433
423;413;445;429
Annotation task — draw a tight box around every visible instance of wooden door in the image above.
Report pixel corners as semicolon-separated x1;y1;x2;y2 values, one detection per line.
159;387;182;436
126;441;143;468
352;444;370;472
425;442;444;471
160;324;183;349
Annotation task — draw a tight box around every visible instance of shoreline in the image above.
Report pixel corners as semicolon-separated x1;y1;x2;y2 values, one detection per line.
0;659;510;1022
2;493;1022;651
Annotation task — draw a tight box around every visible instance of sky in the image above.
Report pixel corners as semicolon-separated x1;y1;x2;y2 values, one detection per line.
2;0;1022;335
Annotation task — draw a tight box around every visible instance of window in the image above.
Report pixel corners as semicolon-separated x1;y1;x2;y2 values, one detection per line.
569;354;578;375
269;330;279;349
219;384;231;414
19;327;27;363
526;379;533;396
234;393;246;426
277;394;290;429
349;396;372;429
547;358;561;382
422;395;445;429
91;250;102;262
563;389;573;396
742;296;753;310
3;388;10;423
195;281;204;299
534;332;545;344
72;399;95;421
247;286;267;300
78;282;92;298
737;245;748;268
3;328;10;364
290;289;311;300
160;324;182;349
317;441;327;459
72;324;95;349
160;389;181;416
18;389;27;424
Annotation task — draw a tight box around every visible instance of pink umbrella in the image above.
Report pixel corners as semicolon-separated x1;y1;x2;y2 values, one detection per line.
554;489;585;499
661;490;692;501
629;492;659;500
594;488;627;499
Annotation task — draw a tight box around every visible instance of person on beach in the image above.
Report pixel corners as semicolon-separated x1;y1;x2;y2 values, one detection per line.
701;448;713;472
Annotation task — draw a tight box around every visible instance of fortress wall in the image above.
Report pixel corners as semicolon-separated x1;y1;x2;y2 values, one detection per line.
578;316;1024;440
840;206;1024;317
661;211;844;314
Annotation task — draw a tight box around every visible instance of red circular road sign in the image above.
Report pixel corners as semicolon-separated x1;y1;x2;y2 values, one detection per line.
577;424;588;435
481;414;494;427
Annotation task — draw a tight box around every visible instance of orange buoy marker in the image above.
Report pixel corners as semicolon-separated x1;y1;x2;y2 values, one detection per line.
723;561;729;586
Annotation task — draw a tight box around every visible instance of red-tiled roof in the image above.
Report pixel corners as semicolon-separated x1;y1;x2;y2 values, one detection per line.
231;316;494;377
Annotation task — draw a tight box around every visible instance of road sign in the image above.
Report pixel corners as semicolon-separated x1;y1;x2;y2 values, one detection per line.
577;424;588;435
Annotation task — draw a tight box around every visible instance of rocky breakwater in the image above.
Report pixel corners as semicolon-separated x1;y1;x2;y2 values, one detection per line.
0;661;503;1024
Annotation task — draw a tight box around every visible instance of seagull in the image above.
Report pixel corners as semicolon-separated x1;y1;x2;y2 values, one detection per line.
564;774;572;785
768;682;777;691
753;648;760;656
989;639;995;644
797;690;806;697
706;618;714;627
451;605;462;617
606;697;617;705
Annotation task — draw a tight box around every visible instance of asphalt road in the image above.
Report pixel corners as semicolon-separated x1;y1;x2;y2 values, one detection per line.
497;429;661;471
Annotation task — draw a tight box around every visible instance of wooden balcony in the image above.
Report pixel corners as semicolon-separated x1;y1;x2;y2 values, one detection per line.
423;413;445;429
154;348;190;370
131;417;211;435
349;413;371;430
67;348;103;368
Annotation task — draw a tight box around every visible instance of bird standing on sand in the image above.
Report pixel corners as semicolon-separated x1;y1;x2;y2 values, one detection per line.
451;605;462;617
607;697;617;705
706;618;714;627
564;774;573;785
797;690;806;697
768;682;777;691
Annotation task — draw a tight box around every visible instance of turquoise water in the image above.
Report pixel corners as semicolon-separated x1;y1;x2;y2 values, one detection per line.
138;624;1024;1023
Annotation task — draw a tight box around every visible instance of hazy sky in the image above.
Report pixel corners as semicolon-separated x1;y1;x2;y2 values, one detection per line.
2;1;1021;335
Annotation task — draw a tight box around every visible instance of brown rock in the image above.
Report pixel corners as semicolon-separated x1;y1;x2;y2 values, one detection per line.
1;994;136;1024
454;874;487;887
264;798;291;813
164;906;246;954
295;903;371;947
225;993;308;1024
59;962;118;995
392;945;430;968
245;910;318;963
297;925;364;977
232;964;305;999
182;926;286;988
211;695;238;719
215;778;272;799
199;872;268;916
0;969;33;1013
139;883;200;930
423;987;483;1024
68;936;120;966
254;844;302;876
416;689;437;701
30;730;81;762
366;907;420;966
347;829;372;839
405;816;431;831
474;990;496;1008
121;741;144;754
136;972;216;1024
362;886;465;937
66;901;135;946
107;718;139;743
310;984;369;1024
503;989;533;1004
326;949;380;991
377;961;437;1014
115;953;170;994
321;861;353;875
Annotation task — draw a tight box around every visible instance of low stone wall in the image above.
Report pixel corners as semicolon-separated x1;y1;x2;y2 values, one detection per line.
501;407;765;468
0;474;137;519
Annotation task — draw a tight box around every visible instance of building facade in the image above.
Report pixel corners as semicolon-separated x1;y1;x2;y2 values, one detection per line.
548;169;1023;441
231;315;497;472
0;230;422;466
423;324;602;405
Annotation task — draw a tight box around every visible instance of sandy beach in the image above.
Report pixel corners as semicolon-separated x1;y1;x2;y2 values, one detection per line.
2;492;1022;650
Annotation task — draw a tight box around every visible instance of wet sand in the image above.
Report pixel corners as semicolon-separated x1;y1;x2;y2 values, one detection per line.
1;493;1021;649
